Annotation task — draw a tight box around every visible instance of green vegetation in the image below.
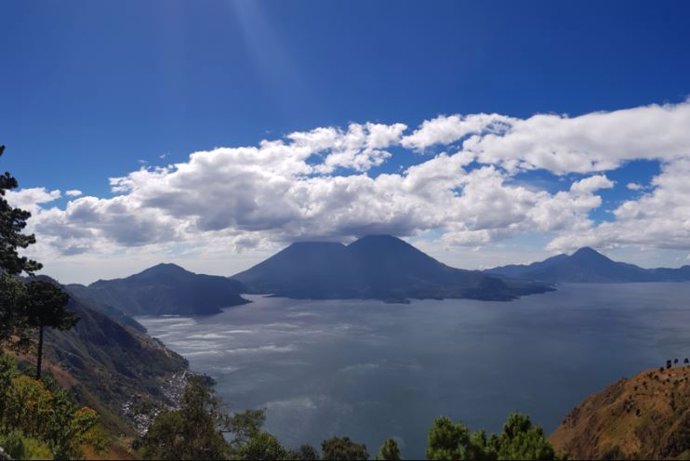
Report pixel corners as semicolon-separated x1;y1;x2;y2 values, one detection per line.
0;352;101;459
376;438;401;460
427;413;556;460
139;375;232;460
0;146;42;277
321;436;369;460
24;280;76;379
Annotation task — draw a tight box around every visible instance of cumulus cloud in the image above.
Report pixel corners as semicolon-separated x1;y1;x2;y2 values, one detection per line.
401;114;514;151
65;189;83;197
461;101;690;174
548;158;690;252
13;99;690;271
6;187;61;211
569;175;615;195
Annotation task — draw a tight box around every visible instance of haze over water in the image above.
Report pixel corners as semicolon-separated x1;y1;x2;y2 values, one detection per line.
138;283;690;459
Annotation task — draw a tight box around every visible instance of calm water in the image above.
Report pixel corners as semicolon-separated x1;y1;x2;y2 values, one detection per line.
137;283;690;459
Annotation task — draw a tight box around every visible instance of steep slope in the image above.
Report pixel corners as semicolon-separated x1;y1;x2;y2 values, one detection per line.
232;235;552;301
488;247;690;283
79;263;250;315
551;363;690;459
41;286;190;434
64;283;147;332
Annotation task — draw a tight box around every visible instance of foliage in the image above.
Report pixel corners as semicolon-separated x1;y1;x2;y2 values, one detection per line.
427;416;471;460
24;281;75;332
0;145;42;277
376;437;402;460
227;408;266;450
321;436;369;460
0;430;53;460
0;145;45;345
426;413;556;460
289;444;319;460
0;352;18;418
0;352;99;460
0;275;29;345
23;280;75;379
237;432;288;460
140;376;232;460
492;413;556;460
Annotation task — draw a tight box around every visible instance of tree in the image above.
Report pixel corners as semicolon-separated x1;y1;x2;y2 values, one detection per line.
290;444;319;460
492;413;555;460
237;432;288;460
376;437;402;460
23;280;76;379
141;376;232;460
0;275;28;345
0;145;46;346
467;430;498;461
322;436;369;460
0;145;43;276
425;413;555;461
228;408;266;451
426;416;470;460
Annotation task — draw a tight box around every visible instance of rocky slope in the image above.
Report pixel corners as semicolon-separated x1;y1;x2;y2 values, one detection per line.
550;362;690;459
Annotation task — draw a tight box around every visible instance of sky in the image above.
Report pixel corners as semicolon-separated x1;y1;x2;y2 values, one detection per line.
1;0;690;284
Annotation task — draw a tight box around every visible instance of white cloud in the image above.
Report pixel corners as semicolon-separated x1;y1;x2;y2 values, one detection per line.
401;114;513;151
65;189;83;197
626;182;643;191
6;187;61;211
460;101;690;174
548;158;690;252
12;100;690;282
569;175;614;195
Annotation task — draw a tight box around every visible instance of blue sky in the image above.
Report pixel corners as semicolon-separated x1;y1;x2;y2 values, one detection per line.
1;1;690;283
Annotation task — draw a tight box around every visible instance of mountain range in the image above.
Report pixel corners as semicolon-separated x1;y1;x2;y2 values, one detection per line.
487;247;690;283
232;234;552;301
68;240;690;314
68;263;250;316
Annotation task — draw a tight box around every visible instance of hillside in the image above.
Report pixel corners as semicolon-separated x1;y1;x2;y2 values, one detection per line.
488;247;690;283
73;263;250;316
39;285;190;435
232;235;552;301
550;363;690;459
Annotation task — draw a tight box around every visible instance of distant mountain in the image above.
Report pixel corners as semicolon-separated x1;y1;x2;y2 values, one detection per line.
232;235;552;301
550;363;690;459
73;263;250;316
487;247;690;283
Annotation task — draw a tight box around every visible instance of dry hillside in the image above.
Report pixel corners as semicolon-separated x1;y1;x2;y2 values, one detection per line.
551;362;690;460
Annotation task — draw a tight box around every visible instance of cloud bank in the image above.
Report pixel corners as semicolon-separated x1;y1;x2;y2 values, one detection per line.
9;100;690;272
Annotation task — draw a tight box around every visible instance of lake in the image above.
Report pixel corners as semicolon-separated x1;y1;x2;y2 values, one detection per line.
137;283;690;459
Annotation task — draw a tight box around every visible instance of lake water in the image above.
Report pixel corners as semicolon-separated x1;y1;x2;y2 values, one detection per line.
137;283;690;459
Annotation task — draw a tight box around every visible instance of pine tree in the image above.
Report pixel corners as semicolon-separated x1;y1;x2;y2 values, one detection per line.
23;280;75;379
0;145;42;276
